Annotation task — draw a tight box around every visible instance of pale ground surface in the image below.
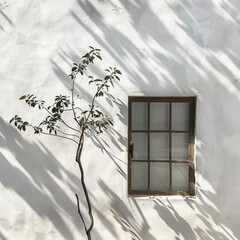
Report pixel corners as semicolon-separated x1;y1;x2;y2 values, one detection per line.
1;0;240;239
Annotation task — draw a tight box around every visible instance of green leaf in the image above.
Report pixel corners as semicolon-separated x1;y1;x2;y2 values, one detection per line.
19;95;26;100
104;76;110;80
9;117;14;123
96;55;102;60
115;70;122;74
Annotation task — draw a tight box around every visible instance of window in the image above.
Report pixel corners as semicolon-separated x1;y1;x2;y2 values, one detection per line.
128;97;196;196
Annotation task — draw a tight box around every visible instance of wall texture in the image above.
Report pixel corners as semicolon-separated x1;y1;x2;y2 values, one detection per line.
1;0;240;239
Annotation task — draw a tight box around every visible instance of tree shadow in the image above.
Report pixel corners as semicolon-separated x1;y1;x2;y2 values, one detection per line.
95;179;156;240
153;199;196;240
0;117;92;239
0;9;13;31
17;0;240;239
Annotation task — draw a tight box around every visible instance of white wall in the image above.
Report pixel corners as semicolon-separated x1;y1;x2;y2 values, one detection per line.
1;0;240;239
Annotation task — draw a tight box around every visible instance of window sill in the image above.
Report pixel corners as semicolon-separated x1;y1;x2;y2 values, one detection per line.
127;194;196;200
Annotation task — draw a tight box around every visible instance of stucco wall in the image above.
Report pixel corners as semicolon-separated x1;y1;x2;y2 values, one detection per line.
1;0;240;239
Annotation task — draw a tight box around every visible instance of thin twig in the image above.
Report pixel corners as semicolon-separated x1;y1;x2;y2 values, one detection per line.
71;73;80;125
64;107;83;112
41;132;79;144
57;129;80;139
28;124;79;144
85;80;108;125
43;106;80;133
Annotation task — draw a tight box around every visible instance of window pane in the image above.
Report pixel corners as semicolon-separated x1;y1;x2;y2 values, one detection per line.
172;163;189;192
150;102;169;130
172;133;189;161
150;133;169;160
131;162;148;190
132;133;148;160
132;102;148;130
172;102;189;131
150;162;169;191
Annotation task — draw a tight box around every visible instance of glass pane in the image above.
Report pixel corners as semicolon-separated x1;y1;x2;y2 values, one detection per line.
172;133;189;161
132;102;148;130
150;162;169;191
172;102;189;131
150;133;169;160
150;103;169;130
132;133;148;160
131;162;148;190
172;163;189;192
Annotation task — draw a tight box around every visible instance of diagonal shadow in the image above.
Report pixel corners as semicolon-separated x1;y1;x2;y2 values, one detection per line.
96;179;156;240
0;117;90;239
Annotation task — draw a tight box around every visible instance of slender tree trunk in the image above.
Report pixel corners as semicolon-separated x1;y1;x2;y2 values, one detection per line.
75;132;94;240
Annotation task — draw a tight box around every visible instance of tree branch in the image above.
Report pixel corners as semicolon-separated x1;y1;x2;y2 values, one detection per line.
76;132;94;239
40;132;79;145
43;106;80;133
63;107;82;112
57;129;80;139
85;80;108;125
71;73;81;125
75;193;88;233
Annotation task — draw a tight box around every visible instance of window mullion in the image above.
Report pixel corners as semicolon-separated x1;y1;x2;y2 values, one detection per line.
169;102;172;191
147;102;150;191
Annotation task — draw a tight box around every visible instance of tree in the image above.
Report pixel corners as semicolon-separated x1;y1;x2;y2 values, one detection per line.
10;47;122;240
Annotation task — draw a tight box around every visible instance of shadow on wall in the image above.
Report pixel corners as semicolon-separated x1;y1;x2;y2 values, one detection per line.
2;0;240;239
0;9;13;31
153;189;237;240
54;1;240;239
188;186;237;240
154;198;196;240
96;179;156;240
0;117;90;240
0;231;8;240
86;94;128;180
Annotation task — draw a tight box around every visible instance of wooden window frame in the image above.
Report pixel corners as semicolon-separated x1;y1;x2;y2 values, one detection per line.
128;96;196;196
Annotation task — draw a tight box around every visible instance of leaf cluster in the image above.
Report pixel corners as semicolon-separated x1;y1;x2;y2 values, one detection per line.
9;115;29;131
10;46;122;141
88;67;121;98
39;115;59;135
20;94;45;109
80;106;113;134
69;47;101;79
48;95;70;116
